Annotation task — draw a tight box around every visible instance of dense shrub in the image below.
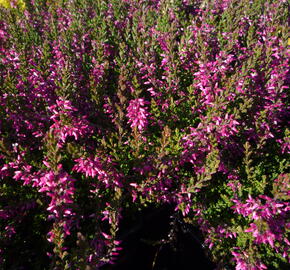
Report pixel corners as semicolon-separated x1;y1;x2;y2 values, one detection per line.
0;0;289;269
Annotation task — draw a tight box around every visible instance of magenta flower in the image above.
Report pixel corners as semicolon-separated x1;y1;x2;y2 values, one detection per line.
126;98;149;132
48;98;93;147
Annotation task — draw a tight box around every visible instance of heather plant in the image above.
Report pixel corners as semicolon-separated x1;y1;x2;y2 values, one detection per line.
0;0;289;269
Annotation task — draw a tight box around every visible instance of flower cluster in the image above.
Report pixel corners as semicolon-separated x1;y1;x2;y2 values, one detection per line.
48;98;93;147
126;98;149;132
233;195;289;258
73;155;123;189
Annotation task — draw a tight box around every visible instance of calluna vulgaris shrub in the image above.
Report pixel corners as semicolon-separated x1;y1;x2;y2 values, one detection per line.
0;0;289;269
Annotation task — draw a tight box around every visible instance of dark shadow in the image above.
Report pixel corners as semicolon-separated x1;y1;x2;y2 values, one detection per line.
101;204;216;270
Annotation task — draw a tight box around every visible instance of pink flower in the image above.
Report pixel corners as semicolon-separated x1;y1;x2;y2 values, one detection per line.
73;155;123;188
48;98;93;147
126;98;149;132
